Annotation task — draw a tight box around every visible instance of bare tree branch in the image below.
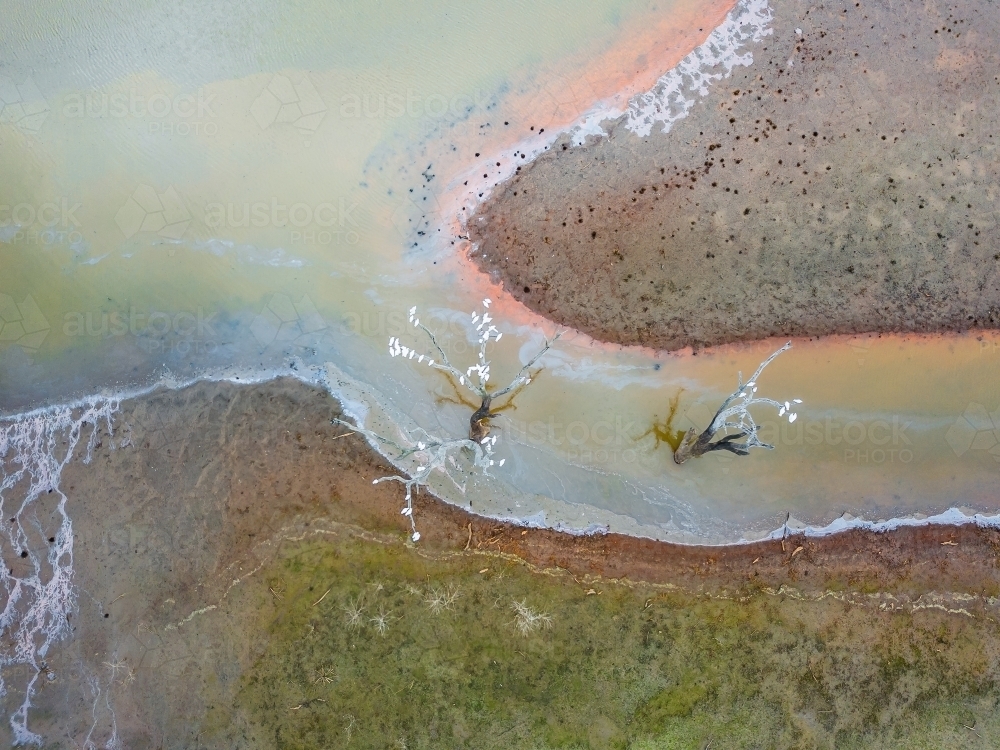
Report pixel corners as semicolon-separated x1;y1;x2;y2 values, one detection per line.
390;299;561;441
343;298;559;541
333;417;501;543
489;333;562;400
673;342;801;464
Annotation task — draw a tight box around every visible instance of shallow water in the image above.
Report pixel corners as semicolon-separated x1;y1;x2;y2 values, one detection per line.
5;0;1000;549
3;0;1000;738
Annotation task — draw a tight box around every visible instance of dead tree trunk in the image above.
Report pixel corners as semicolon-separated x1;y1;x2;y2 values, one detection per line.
672;342;800;464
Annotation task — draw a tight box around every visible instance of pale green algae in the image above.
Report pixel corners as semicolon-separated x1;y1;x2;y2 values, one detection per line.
228;534;1000;748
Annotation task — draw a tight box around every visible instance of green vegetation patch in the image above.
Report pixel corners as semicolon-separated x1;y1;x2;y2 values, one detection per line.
231;533;1000;749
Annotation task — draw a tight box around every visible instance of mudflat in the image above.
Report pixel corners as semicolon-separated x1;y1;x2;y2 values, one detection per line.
469;0;1000;351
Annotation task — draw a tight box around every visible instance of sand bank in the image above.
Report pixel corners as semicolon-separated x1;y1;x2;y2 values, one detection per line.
469;0;1000;351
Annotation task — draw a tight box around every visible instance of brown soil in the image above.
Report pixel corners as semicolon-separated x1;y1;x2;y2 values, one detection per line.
17;377;1000;745
468;0;1000;351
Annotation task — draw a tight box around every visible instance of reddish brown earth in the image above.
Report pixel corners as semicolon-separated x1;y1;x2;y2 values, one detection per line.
468;0;1000;351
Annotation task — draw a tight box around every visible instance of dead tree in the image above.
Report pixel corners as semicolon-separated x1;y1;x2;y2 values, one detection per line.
336;299;561;542
389;300;560;441
673;342;801;464
332;416;499;542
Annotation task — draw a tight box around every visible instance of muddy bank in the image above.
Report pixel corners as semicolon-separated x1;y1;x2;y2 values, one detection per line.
469;0;1000;351
8;376;1000;745
65;377;1000;605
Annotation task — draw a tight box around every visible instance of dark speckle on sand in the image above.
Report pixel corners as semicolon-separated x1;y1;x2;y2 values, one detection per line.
470;0;1000;351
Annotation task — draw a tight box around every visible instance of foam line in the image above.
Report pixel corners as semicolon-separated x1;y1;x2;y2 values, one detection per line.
625;0;774;137
761;507;1000;543
0;398;120;745
449;0;773;228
